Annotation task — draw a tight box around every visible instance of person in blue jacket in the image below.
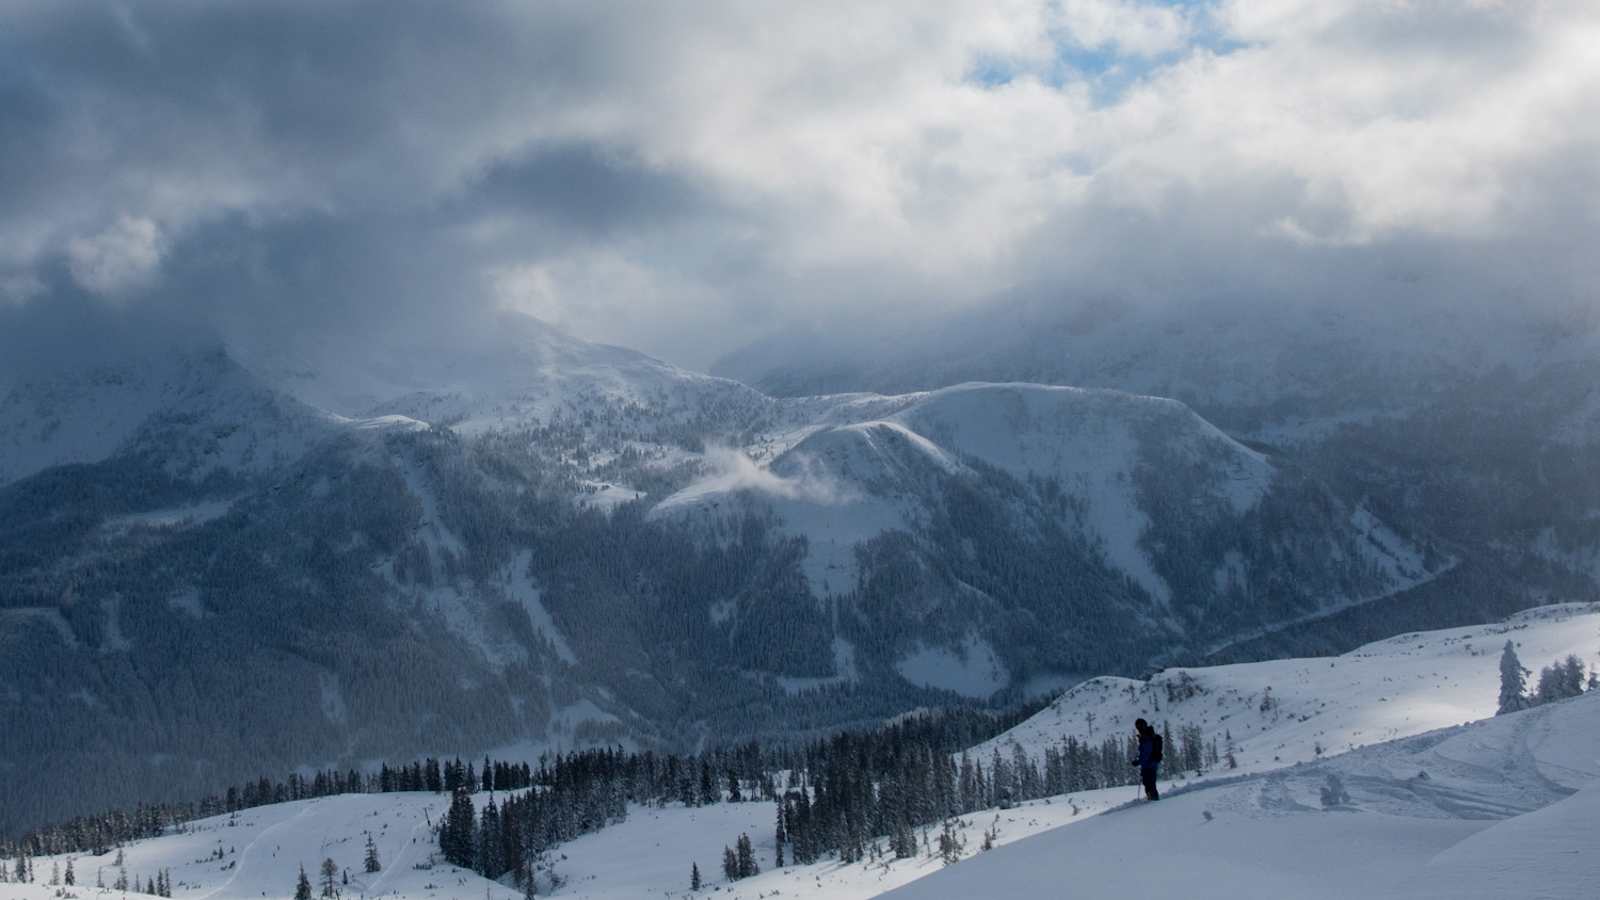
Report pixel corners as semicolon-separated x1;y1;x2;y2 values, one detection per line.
1133;718;1162;801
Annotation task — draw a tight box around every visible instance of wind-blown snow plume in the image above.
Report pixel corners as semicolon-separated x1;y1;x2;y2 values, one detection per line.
682;445;858;507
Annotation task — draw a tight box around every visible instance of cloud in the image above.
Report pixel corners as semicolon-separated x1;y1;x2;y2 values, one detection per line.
1054;0;1195;58
0;1;1595;373
67;216;164;296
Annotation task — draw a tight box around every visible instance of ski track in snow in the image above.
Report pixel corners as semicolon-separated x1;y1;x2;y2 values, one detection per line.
194;803;317;900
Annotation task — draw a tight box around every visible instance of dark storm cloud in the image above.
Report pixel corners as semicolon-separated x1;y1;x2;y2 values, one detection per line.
467;143;724;237
1;1;1596;374
0;1;729;364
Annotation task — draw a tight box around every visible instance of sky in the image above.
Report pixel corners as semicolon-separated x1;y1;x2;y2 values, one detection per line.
1;0;1598;373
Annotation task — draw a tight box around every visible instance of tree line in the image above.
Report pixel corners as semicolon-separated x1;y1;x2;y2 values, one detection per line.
1;703;1044;889
1497;639;1594;714
773;720;1219;867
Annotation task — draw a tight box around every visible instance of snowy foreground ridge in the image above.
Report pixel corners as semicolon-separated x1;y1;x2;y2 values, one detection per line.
8;604;1598;900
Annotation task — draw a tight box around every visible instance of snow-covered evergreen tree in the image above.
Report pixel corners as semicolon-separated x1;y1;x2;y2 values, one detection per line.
1560;655;1587;697
1498;640;1529;714
363;833;381;873
293;863;312;900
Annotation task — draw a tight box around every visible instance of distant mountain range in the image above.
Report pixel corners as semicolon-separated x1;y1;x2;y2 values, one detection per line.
2;307;1592;836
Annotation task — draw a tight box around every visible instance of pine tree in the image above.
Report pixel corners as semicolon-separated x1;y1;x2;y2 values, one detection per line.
735;833;758;878
1560;655;1587;697
441;787;477;869
294;863;313;900
64;859;75;886
319;858;338;898
1498;640;1530;714
937;818;964;865
363;833;381;873
700;762;718;806
690;861;701;891
49;861;59;886
1161;721;1176;778
774;803;787;868
477;798;503;878
1535;663;1564;705
521;859;538;899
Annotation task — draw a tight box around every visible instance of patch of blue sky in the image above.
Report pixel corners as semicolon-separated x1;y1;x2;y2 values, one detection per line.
964;1;1250;104
967;53;1022;88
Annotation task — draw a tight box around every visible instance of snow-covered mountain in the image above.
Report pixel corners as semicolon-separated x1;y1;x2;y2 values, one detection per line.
0;310;1518;839
655;380;1438;695
720;297;1600;660
237;312;778;436
7;604;1595;899
661;382;1276;603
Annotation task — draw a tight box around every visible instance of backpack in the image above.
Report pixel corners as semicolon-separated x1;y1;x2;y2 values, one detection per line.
1150;734;1164;764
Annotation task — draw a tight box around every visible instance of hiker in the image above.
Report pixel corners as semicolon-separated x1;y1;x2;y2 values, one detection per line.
1132;718;1162;801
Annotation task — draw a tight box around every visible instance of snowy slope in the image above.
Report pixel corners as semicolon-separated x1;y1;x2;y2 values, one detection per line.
9;792;520;900
0;348;335;486
10;606;1597;900
970;602;1600;775
5;781;1128;900
890;689;1600;900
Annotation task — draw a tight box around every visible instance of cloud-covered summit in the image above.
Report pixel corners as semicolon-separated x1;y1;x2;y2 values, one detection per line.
2;1;1596;374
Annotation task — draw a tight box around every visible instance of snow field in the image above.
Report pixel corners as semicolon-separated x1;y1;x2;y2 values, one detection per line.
889;688;1600;899
12;604;1598;899
972;603;1600;778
